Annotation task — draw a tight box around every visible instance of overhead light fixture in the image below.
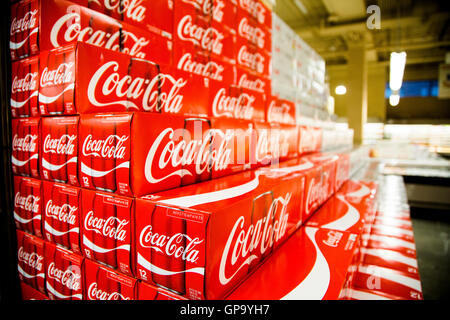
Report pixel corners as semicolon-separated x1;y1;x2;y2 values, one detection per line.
293;0;308;14
389;51;407;91
335;85;347;95
389;92;400;107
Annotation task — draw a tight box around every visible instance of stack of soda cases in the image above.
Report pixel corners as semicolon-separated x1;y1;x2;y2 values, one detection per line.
339;175;423;300
10;0;350;300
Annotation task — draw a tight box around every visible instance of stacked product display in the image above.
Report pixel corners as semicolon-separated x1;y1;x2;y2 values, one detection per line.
341;175;423;300
9;0;414;301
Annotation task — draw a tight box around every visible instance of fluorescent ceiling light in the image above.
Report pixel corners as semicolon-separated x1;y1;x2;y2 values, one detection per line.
294;0;308;14
389;52;407;91
335;85;347;95
389;93;400;107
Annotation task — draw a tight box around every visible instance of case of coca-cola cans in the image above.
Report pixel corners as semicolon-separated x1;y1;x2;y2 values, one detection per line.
80;189;134;276
16;229;46;294
42;181;81;253
226;226;360;300
20;281;49;300
13;176;43;237
265;96;296;125
11;117;40;178
78;113;258;196
135;162;306;300
38;42;208;116
11;55;39;118
40;116;79;184
44;241;84;300
71;0;174;36
10;0;172;62
84;257;136;300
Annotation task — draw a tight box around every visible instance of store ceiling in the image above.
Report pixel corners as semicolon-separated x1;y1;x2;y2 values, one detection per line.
274;0;450;67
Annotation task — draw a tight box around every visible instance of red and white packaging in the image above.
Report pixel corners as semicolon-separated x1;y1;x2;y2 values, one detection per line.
40;116;79;185
42;181;81;253
235;7;271;53
11;56;39;117
351;264;423;300
364;233;417;256
177;0;237;34
360;247;419;278
226;227;359;300
209;82;265;121
44;241;84;300
268;157;323;222
79;113;256;196
135;166;305;299
16;229;46;294
266;97;296;125
10;0;40;60
252;122;298;168
11;0;171;61
11;117;40;178
235;67;270;98
20;282;49;300
81;0;174;36
137;281;187;300
84;258;136;300
374;216;413;230
335;153;350;190
81;189;134;276
79;113;132;194
236;0;272;30
13;176;43;238
173;9;236;64
306;153;339;203
39;43;208;116
236;42;271;77
176;50;236;83
370;224;415;242
298;126;322;155
305;192;366;235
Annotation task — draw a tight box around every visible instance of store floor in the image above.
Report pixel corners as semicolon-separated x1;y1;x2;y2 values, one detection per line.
411;207;450;300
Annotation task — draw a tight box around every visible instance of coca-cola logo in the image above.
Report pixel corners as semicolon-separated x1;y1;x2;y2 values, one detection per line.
87;61;186;112
182;0;225;23
177;15;224;55
12;134;38;153
49;13;121;54
18;246;43;272
15;192;40;213
212;88;255;119
12;72;38;94
10;9;38;36
238;18;265;48
177;53;224;81
237;46;265;74
237;73;265;93
45;200;77;226
139;225;203;263
255;129;281;164
87;282;129;300
40;63;74;88
101;0;147;22
219;193;291;285
306;178;322;213
267;101;295;124
82;134;128;159
144;127;233;184
239;0;266;24
120;30;150;59
84;211;129;242
47;263;81;291
43;134;76;155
